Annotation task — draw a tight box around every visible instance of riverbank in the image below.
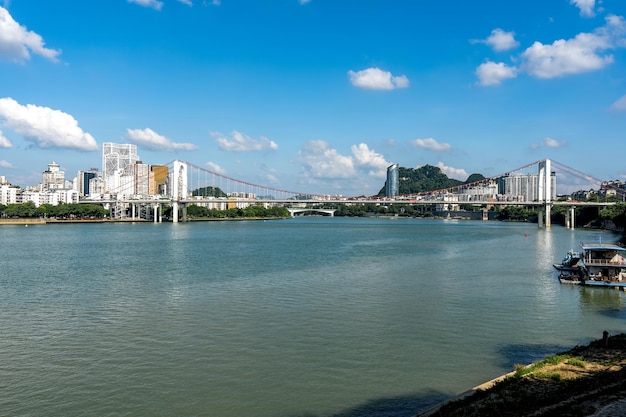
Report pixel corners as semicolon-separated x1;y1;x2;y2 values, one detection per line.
418;332;626;417
0;217;289;225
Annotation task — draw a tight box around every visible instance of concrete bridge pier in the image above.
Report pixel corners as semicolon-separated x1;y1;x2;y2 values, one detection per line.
172;201;179;223
153;203;163;223
566;207;576;229
537;204;551;229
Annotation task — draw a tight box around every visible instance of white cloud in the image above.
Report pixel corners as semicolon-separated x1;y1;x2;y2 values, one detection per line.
177;0;192;5
298;140;355;179
299;0;311;4
205;161;224;174
0;97;98;151
0;160;13;168
351;143;390;177
126;128;198;151
476;61;518;86
128;0;164;10
0;129;11;148
348;67;410;90
610;94;626;111
410;137;451;152
521;15;625;78
571;0;595;17
211;130;278;152
530;137;568;150
436;162;468;181
0;6;61;63
483;28;519;52
298;140;391;182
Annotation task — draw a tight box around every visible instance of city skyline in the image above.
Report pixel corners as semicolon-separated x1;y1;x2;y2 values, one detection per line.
1;0;625;196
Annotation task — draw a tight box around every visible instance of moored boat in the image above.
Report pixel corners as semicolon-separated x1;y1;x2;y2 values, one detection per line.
557;243;626;289
578;243;626;289
553;250;581;272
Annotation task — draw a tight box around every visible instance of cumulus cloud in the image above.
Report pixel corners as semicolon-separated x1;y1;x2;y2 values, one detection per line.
126;128;198;151
436;162;469;181
205;161;225;174
298;140;356;179
530;137;568;150
0;97;98;151
0;160;12;168
477;28;520;52
476;61;518;86
521;15;625;78
0;129;11;148
0;6;61;63
211;130;278;152
128;0;164;10
348;67;409;90
475;15;626;86
610;94;626;111
298;140;392;183
351;143;391;177
571;0;595;17
410;137;451;152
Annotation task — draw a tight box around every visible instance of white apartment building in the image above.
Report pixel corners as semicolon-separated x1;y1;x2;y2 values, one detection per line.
41;161;65;191
20;189;79;207
1;183;18;205
102;142;140;197
498;173;556;202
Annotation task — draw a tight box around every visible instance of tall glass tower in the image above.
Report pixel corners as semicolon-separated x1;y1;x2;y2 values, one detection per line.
386;163;399;197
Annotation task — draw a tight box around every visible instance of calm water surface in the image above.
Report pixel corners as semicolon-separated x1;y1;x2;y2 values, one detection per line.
1;217;625;416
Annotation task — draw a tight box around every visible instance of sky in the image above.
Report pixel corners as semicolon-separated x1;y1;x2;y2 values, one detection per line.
1;0;625;197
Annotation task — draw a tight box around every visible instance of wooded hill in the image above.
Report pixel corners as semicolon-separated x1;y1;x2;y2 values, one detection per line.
377;164;485;196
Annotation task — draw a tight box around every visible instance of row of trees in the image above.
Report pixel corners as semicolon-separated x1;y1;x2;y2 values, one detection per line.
173;204;290;219
0;201;291;220
0;201;108;219
2;200;625;231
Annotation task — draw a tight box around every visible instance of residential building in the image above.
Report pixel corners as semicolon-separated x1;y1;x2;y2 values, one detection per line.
102;142;140;197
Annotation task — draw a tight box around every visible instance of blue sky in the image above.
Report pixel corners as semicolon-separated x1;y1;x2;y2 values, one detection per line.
1;0;625;196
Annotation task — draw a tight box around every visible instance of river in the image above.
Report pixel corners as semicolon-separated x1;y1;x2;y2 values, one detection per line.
1;217;625;416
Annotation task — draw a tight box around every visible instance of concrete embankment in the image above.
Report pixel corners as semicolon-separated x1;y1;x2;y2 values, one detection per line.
0;218;46;225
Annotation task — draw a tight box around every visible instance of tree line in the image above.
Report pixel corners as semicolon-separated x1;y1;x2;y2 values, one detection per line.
0;201;108;219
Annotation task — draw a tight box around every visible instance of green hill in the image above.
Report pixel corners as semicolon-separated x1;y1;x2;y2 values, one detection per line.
378;164;472;196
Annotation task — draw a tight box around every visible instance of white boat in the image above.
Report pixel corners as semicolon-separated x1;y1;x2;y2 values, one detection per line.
553;250;581;272
559;243;626;289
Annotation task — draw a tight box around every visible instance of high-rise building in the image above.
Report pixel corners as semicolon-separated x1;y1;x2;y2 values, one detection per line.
497;172;556;201
102;143;140;197
134;162;151;196
150;165;168;196
386;163;399;197
42;161;65;191
76;169;99;197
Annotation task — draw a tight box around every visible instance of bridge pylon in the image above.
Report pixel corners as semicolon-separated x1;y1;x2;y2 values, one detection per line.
538;159;552;229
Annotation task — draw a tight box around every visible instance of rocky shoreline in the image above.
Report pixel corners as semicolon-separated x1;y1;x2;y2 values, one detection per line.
417;332;626;417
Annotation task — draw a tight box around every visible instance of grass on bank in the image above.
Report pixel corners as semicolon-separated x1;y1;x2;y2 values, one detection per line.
422;333;626;417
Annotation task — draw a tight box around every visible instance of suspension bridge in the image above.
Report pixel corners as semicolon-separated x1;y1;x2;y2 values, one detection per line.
91;158;624;227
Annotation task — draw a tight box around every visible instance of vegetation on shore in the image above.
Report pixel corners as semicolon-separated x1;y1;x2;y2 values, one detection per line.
420;333;626;417
0;201;290;221
0;201;108;219
171;204;290;220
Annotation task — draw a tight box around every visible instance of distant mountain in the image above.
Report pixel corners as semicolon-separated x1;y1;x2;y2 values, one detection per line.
377;165;485;196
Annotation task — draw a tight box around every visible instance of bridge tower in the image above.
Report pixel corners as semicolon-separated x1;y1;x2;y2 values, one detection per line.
171;160;188;223
537;159;552;229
